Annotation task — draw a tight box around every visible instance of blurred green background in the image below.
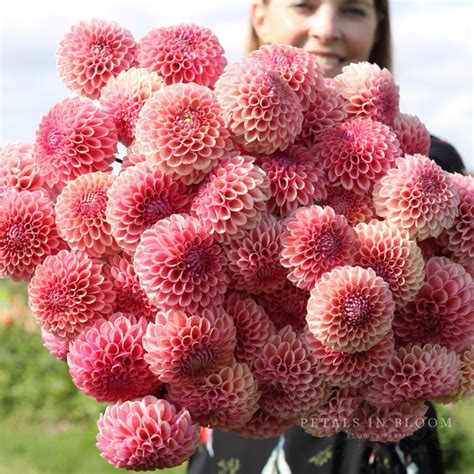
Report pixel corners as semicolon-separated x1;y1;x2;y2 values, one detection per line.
1;279;473;474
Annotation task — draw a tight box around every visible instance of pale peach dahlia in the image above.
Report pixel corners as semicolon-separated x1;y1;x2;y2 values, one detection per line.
312;118;400;195
355;220;425;308
28;249;114;339
99;67;163;146
56;172;120;258
280;205;357;290
364;344;460;405
68;314;161;402
97;396;200;470
393;257;474;351
34;97;118;190
258;145;327;217
57;19;137;99
134;214;229;313
392;113;431;156
0;190;63;281
107;162;190;255
143;308;236;384
215;59;303;154
307;266;395;353
334;62;400;125
191;154;270;244
373;154;460;240
137;23;227;88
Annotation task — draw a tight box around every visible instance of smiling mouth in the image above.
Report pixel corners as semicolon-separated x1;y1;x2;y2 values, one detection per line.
313;54;345;70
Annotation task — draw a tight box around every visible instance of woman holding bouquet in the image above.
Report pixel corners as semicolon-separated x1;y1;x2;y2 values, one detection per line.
188;1;466;473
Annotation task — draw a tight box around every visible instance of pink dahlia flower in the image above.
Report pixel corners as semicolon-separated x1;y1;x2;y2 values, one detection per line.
191;154;270;243
97;396;200;470
258;145;327;217
167;361;260;430
393;257;474;351
0;144;45;194
99;67;163;146
0;190;63;281
57;19;137;99
312;118;401;195
280;205;357;290
233;409;295;440
254;326;329;419
305;329;395;387
137;23;226;88
34;97;118;190
364;344;460;405
121;142;147;170
347;400;428;442
56;172;120;258
355;220;425;308
215;59;303;154
226;214;287;294
307;265;395;353
392;113;431;156
321;186;375;226
103;254;157;322
143;307;236;384
334;62;400;125
224;292;275;367
107;162;190;254
256;282;310;334
134;214;229;313
41;327;69;362
28;249;114;339
302;387;360;438
135;82;233;184
373;154;460;240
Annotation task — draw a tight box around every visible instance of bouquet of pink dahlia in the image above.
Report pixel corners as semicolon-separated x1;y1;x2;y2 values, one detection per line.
1;18;473;471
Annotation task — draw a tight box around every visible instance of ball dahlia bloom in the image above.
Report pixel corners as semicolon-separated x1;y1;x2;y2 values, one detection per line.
56;172;120;258
41;327;69;362
28;249;114;339
106;162;190;254
373;154;460;240
254;326;329;419
334;62;400;125
393;257;474;351
99;67;163;146
34;97;118;190
215;59;303;154
137;23;227;88
0;143;45;194
354;220;425;308
364;344;460;405
307;265;395;353
57;19;137;99
143;307;236;384
134;214;229;313
191;154;270;243
121;142;147;170
321;186;375;226
167;361;260;430
68;314;161;402
392;113;431;156
347;400;428;443
258;145;327;217
280;205;357;290
135;83;233;185
97;396;200;470
304;329;395;388
224;292;275;367
233;409;295;440
226;214;287;294
312;118;401;195
0;190;63;281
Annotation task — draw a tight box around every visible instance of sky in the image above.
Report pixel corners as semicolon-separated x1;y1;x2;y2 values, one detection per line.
1;0;472;170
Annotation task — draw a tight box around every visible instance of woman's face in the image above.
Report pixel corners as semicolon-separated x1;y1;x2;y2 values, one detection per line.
252;0;380;77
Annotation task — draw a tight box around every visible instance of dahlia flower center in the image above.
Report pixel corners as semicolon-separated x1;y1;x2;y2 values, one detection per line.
256;264;278;281
315;230;342;258
328;194;352;215
182;348;215;375
272;53;292;67
144;198;173;225
177;109;204;133
79;191;108;218
340;292;372;327
274;151;294;166
340;129;358;142
46;128;66;153
371;261;393;283
5;224;29;251
184;247;211;275
47;288;69;313
418;174;444;197
421;314;442;336
175;35;195;53
90;42;114;61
